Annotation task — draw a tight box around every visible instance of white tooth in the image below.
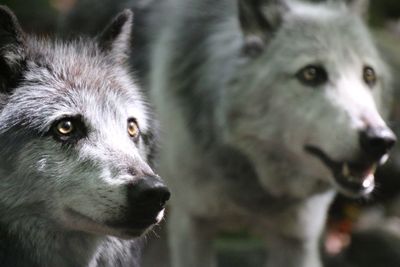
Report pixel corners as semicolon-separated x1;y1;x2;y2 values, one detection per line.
342;163;350;177
379;154;389;165
156;209;165;223
362;173;375;189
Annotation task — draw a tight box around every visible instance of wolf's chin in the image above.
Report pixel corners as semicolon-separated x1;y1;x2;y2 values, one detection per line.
62;208;161;238
304;145;382;197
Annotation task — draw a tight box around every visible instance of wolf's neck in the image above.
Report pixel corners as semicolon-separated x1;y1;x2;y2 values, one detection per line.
0;218;139;267
0;218;99;267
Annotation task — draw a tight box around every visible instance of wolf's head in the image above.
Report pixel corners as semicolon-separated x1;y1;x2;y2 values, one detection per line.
0;7;169;238
222;0;396;197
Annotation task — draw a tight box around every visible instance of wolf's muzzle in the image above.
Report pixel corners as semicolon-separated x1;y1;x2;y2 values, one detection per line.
124;175;170;228
107;176;170;232
304;125;396;197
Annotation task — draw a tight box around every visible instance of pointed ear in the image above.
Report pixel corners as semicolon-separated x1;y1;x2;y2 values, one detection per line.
345;0;369;18
238;0;288;56
0;6;26;93
98;9;133;63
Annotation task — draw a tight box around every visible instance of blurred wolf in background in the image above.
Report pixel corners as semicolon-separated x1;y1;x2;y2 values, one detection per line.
147;0;397;266
62;0;398;266
0;6;170;267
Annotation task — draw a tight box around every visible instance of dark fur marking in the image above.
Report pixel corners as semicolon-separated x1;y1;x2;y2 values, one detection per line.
98;9;133;56
0;6;26;93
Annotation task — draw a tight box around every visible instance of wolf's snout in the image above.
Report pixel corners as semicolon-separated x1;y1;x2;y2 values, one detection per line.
359;126;397;159
128;176;170;207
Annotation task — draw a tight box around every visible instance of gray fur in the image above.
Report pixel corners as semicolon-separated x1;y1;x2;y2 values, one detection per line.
148;0;395;266
0;6;165;267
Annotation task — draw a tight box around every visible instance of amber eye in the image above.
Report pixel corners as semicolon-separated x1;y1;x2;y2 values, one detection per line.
303;67;317;80
363;66;377;87
128;119;140;138
296;65;328;87
56;120;74;135
51;116;87;143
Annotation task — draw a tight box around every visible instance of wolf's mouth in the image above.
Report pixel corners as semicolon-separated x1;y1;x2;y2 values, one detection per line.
64;208;164;238
304;145;381;197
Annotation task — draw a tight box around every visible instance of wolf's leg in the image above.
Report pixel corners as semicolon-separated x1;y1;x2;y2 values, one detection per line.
264;191;335;267
168;207;217;267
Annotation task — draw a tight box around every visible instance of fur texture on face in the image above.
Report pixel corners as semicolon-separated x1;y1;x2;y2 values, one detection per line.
148;0;395;266
0;6;168;267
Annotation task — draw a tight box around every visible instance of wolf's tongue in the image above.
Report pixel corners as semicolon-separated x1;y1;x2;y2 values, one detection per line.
341;163;376;181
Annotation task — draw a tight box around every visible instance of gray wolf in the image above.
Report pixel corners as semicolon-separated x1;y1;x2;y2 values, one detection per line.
0;6;170;267
149;0;396;266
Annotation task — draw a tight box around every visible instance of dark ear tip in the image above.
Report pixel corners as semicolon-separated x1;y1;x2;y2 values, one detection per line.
121;9;133;18
0;5;16;19
116;9;134;25
0;5;13;13
0;5;24;40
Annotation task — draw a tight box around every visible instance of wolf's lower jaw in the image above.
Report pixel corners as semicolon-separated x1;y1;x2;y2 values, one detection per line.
333;171;375;197
63;208;163;239
304;145;381;197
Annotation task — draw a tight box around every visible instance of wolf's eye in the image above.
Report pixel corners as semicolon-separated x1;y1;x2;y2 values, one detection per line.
56;120;74;135
363;66;377;87
51;116;87;143
128;118;140;139
296;65;328;87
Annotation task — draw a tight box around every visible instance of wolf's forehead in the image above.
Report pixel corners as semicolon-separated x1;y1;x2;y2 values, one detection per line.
288;6;373;50
9;50;149;132
274;11;380;69
24;41;142;103
22;61;140;108
26;57;117;91
5;82;149;135
25;38;126;90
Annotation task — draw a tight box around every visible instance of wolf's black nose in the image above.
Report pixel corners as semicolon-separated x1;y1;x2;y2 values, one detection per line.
128;176;170;207
359;126;397;158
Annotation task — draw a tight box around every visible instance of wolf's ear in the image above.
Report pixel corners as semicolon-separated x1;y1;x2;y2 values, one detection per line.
238;0;288;56
98;9;133;63
0;6;26;92
345;0;369;18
